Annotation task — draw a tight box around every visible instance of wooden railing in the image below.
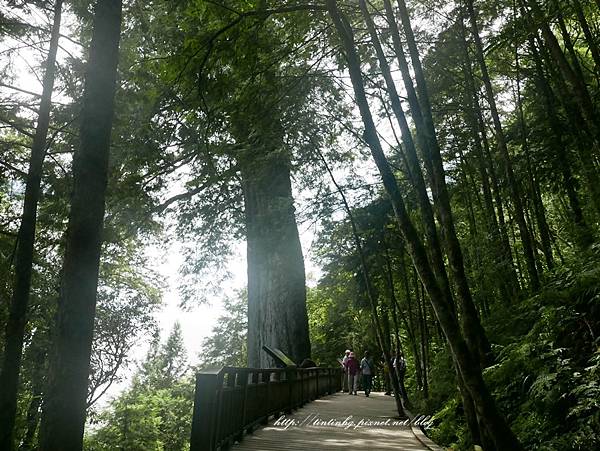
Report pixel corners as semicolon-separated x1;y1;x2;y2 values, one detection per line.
190;366;343;451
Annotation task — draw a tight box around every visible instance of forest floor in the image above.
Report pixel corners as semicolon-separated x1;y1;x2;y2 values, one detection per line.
232;392;441;450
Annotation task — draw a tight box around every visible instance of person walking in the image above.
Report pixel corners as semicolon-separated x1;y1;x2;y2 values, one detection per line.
394;352;409;404
344;351;359;395
341;349;351;392
360;351;374;397
381;353;392;395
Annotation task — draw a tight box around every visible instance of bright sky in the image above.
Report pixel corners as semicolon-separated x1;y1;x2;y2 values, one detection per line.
151;221;322;366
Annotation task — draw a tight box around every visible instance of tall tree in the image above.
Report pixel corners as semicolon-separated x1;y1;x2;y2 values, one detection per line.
0;2;63;448
464;0;540;290
384;0;490;366
38;0;122;449
232;7;311;368
325;2;522;449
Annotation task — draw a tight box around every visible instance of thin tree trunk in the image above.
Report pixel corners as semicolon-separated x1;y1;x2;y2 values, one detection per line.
478;107;522;300
527;0;599;137
514;41;554;269
527;2;600;215
396;250;422;395
358;0;454;320
555;6;587;84
465;0;540;291
390;297;402;356
572;0;600;71
315;146;406;417
384;243;422;389
0;2;63;448
394;0;497;366
18;342;45;451
477;104;513;261
459;16;520;300
528;36;590;242
39;1;122;449
326;3;522;448
416;282;429;398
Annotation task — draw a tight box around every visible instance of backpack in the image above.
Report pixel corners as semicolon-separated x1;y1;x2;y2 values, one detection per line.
362;358;373;372
397;358;406;372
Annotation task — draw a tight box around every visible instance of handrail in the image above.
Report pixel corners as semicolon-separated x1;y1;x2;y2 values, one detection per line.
190;366;343;451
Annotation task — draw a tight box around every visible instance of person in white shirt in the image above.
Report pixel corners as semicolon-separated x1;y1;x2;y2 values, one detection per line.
341;349;351;392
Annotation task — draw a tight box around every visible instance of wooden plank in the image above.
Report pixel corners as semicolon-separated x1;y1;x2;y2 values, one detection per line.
233;392;435;450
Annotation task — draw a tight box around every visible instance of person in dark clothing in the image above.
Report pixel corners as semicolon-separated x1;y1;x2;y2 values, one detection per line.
360;351;374;397
394;352;409;404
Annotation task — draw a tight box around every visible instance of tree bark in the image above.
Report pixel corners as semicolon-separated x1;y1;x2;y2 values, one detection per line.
326;2;522;449
243;150;311;367
38;1;122;449
0;2;62;448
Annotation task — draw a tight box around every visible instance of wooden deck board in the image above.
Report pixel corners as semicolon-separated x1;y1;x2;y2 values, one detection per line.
232;392;434;450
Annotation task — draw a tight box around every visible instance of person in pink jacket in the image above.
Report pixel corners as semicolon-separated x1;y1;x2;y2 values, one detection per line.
344;351;359;395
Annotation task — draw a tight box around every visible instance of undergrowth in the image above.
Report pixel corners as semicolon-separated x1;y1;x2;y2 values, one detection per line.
422;246;600;450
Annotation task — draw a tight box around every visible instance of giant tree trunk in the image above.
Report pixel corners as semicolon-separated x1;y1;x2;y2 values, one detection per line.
0;2;62;448
38;1;122;449
244;151;311;368
326;2;522;449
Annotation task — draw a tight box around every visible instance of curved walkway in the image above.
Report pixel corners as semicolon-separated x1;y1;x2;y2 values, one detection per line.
232;392;442;450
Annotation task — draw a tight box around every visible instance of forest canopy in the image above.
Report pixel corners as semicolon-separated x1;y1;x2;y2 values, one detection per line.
0;0;599;450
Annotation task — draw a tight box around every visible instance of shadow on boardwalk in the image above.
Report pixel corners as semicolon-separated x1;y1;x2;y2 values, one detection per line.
233;392;440;450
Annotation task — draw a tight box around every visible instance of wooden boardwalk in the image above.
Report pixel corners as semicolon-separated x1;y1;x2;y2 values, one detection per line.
232;392;441;450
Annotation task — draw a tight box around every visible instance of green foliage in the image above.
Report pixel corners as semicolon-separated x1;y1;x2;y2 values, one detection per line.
198;290;248;368
427;249;600;450
85;324;193;451
2;0;600;449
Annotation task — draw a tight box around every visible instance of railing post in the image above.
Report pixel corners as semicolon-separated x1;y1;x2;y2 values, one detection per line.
286;368;294;413
190;372;220;451
261;370;270;424
238;371;249;440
